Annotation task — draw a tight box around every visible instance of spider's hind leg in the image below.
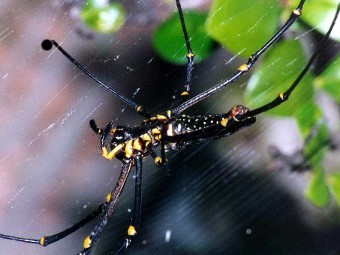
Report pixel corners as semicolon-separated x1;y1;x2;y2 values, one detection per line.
78;162;133;255
170;0;195;108
114;155;143;254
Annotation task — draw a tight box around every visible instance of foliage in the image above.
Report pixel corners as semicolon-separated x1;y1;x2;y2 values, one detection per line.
154;0;340;207
80;0;125;33
152;11;214;64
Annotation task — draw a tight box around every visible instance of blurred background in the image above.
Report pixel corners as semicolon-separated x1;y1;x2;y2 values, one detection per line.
0;0;340;255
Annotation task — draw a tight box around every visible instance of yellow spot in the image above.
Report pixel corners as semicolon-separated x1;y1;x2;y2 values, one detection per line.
128;225;137;236
83;236;92;249
220;118;228;127
293;9;301;16
125;140;133;158
39;237;45;246
142;133;152;143
102;144;124;160
102;147;108;157
156;114;167;121
152;128;162;141
279;92;284;100
166;110;172;118
136;105;144;113
181;91;189;96
152;128;161;134
106;193;112;203
154;156;162;166
187;53;195;58
238;64;249;72
133;138;144;152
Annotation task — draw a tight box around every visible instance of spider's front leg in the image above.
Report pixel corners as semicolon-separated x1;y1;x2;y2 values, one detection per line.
90;120;124;160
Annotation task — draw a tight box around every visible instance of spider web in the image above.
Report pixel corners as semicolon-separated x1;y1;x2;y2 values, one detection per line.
1;1;340;255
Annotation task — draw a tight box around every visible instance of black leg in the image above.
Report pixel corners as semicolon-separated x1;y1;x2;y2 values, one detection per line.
131;155;143;234
78;162;133;255
0;203;103;247
245;3;339;118
171;0;195;108
113;155;143;254
41;40;151;119
172;0;307;114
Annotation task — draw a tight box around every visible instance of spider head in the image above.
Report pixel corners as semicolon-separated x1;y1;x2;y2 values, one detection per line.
222;105;256;133
111;126;133;144
229;105;255;122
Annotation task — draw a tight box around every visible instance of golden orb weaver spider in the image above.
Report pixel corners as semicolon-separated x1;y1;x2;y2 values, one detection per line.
0;0;339;254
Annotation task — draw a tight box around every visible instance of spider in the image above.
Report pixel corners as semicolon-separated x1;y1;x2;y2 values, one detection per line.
0;0;339;254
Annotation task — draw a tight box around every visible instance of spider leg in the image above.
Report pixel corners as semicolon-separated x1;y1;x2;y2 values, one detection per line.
0;203;103;247
90;120;125;160
171;0;195;107
114;155;143;254
41;40;151;119
244;3;339;118
90;119;114;147
78;162;133;255
171;0;307;114
143;142;163;166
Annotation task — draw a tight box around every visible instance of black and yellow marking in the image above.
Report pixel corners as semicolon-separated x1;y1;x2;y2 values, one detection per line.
83;235;92;249
127;226;137;236
132;138;144;152
279;92;284;100
154;156;163;166
151;128;162;141
39;237;45;246
102;144;124;160
124;140;134;158
293;9;301;16
1;1;337;255
220;118;228;127
187;52;195;58
181;91;189;97
106;192;112;203
136;105;144;113
237;63;249;72
156;114;167;121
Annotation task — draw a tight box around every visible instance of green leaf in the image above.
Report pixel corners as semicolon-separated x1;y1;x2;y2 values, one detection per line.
314;56;340;103
289;0;340;41
294;104;328;167
328;173;340;206
152;11;214;64
305;166;330;207
80;0;125;33
244;40;313;116
205;0;281;57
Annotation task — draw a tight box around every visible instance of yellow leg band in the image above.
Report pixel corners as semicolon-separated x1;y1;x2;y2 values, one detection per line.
39;237;45;246
83;235;92;249
128;225;137;236
102;144;124;160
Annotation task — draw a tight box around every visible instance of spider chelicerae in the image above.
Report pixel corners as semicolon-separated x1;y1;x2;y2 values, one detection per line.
0;0;339;254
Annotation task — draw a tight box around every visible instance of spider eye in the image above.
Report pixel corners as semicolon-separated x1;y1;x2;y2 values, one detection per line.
41;40;53;51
